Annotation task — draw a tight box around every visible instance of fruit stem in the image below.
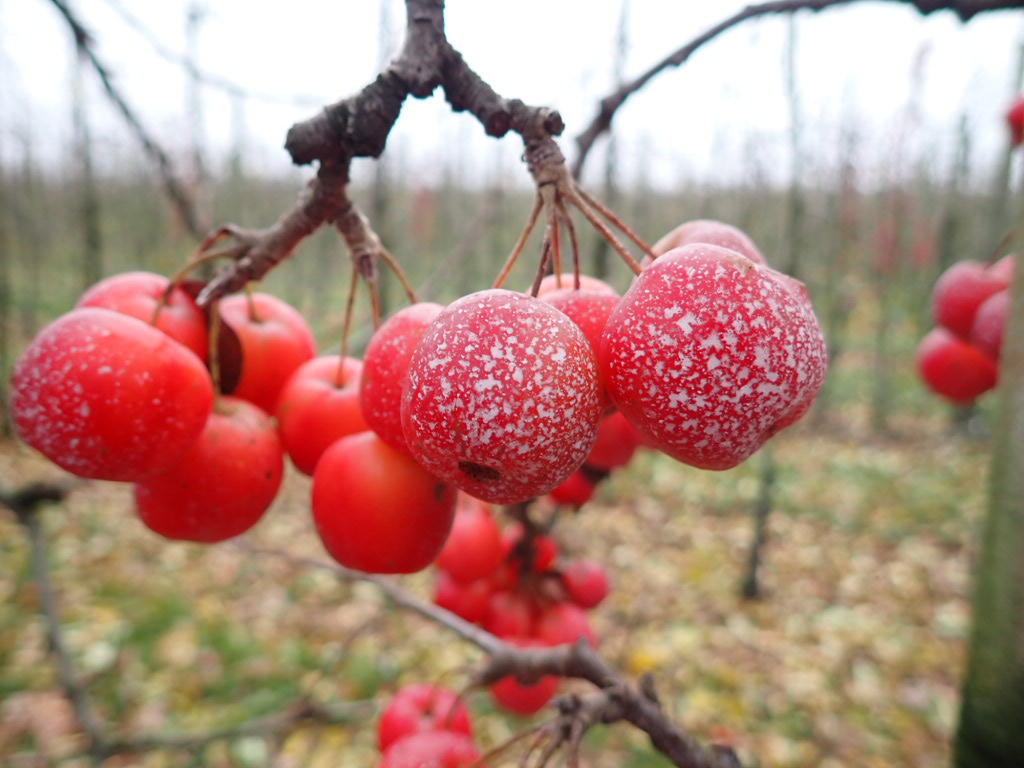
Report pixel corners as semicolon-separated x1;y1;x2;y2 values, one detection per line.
575;185;655;261
556;198;582;290
154;250;235;326
244;285;261;323
565;187;643;276
376;246;419;305
493;192;544;290
528;235;555;298
208;298;224;409
336;268;360;388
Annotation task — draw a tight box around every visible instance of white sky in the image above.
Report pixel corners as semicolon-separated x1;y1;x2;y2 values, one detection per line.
2;0;1023;189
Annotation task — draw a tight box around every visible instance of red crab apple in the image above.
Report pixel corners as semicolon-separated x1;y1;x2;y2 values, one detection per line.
970;289;1010;361
601;244;827;470
547;469;597;508
401;289;603;504
11;308;213;481
562;559;610;609
377;684;473;752
76;271;208;361
218;292;316;414
312;432;457;574
276;355;368;475
586;410;643;471
931;260;1009;339
134;397;283;542
534;272;618;297
360;302;445;454
434;570;492;624
1007;94;1024;147
651;219;766;265
434;493;504;583
379;731;480;768
916;327;998;404
535;602;597;648
488;638;559;716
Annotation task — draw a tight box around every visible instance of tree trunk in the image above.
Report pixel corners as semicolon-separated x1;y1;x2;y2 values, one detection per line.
953;213;1024;766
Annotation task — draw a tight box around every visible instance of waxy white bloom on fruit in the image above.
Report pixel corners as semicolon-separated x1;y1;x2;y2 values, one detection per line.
401;289;603;505
600;244;826;470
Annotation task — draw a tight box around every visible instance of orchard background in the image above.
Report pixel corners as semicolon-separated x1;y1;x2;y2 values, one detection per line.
1;1;1023;767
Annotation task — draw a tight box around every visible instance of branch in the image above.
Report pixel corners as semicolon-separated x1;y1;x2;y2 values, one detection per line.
241;542;744;768
571;0;1024;177
46;0;207;239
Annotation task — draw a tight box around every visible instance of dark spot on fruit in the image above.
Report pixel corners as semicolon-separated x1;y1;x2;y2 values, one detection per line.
458;461;500;484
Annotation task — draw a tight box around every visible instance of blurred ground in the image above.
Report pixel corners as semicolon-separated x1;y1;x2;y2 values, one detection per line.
0;396;990;767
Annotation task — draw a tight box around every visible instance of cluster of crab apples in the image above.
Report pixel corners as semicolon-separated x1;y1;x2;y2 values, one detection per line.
915;254;1016;405
10;218;827;577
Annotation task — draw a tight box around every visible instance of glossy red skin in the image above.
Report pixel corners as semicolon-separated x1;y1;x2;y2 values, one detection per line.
547;470;595;507
988;254;1016;284
652;219;766;265
276;356;368;476
219;293;316;414
601;244;827;470
586;410;641;470
312;432;457;574
377;684;473;752
11;308;213;481
503;524;557;573
970;290;1010;361
534;272;618;297
361;303;445;454
434;571;493;624
931;260;1009;339
1008;95;1024;146
484;590;535;638
77;271;208;361
434;493;504;583
134;397;283;542
402;289;603;504
379;731;480;768
916;327;998;404
535;602;597;648
562;559;610;609
488;638;558;716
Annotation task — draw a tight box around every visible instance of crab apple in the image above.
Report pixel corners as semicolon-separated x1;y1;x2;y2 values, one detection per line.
931;260;1009;339
402;289;603;504
1007;94;1024;147
312;432;457;574
652;219;766;265
535;602;597;648
601;244;827;471
916;327;998;404
547;470;597;507
134;397;283;542
379;731;480;768
970;290;1010;361
503;523;558;574
218;292;316;413
484;590;535;638
989;253;1016;284
434;493;504;583
534;272;618;297
11;308;213;481
488;638;559;716
76;271;208;361
562;559;610;609
434;570;492;624
586;410;643;471
361;302;445;454
377;684;473;752
276;356;368;475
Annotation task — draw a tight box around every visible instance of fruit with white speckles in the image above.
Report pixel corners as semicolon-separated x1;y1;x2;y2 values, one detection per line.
11;308;214;481
651;219;766;265
134;397;283;542
360;302;445;454
600;243;826;470
401;289;603;504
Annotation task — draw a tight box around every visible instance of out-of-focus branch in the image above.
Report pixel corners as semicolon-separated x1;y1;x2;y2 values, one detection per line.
46;0;207;239
572;0;1024;177
242;541;744;768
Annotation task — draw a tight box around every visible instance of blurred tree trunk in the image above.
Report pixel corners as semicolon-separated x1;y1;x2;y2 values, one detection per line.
780;15;804;281
0;144;11;437
953;204;1024;767
739;446;775;599
986;39;1024;255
